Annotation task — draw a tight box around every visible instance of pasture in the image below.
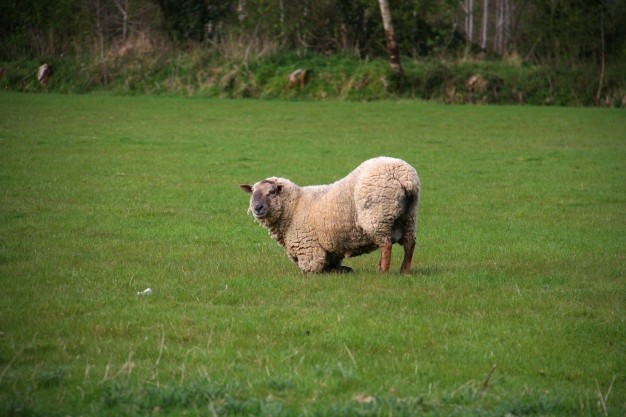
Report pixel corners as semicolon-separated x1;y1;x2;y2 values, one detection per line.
0;93;624;416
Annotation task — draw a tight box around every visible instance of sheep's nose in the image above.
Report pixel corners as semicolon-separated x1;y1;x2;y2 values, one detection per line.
253;203;267;217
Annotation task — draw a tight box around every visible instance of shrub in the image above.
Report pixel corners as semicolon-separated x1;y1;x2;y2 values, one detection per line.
1;47;623;106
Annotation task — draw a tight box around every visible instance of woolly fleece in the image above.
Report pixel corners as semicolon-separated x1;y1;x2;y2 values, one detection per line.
241;157;420;273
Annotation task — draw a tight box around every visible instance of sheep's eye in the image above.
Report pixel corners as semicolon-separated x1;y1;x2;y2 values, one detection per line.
268;189;277;196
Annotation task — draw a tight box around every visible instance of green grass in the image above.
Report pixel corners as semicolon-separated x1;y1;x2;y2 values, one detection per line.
0;93;624;416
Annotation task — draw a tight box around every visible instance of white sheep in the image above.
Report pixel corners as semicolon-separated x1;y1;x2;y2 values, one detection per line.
239;157;420;274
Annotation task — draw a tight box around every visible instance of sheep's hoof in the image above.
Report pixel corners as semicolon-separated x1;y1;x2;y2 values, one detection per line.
335;266;353;274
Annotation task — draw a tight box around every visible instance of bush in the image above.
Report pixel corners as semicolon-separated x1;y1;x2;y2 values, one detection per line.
1;48;624;106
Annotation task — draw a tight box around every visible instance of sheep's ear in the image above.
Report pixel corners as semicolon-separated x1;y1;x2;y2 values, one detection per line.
239;184;253;193
272;178;284;194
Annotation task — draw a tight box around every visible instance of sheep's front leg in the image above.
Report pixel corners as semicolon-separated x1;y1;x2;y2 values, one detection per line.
294;247;329;274
378;244;392;273
400;238;415;274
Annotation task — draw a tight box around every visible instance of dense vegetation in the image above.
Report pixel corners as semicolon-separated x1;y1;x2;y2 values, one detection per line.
1;0;624;105
2;52;624;106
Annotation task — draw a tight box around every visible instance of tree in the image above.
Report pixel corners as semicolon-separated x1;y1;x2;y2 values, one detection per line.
480;0;488;50
378;0;403;75
155;0;206;42
493;0;512;55
464;0;474;44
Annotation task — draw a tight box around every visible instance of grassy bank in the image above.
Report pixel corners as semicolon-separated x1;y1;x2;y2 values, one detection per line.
0;93;624;416
1;51;624;106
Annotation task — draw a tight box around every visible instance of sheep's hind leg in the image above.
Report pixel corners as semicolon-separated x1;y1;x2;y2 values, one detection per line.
400;237;415;274
378;244;392;273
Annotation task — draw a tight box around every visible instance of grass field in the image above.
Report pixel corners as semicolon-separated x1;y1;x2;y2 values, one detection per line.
0;93;624;416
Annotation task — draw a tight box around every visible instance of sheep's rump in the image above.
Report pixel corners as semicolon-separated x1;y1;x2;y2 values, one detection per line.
353;157;419;246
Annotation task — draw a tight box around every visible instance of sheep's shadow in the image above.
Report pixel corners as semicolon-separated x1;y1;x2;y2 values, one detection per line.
413;265;442;276
324;263;442;276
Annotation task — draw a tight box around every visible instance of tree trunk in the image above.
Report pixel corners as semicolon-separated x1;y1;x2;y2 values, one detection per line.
494;0;503;54
502;0;513;55
595;10;605;104
378;0;403;75
465;0;474;44
494;0;512;55
279;0;284;36
237;0;246;23
113;0;128;41
481;0;488;50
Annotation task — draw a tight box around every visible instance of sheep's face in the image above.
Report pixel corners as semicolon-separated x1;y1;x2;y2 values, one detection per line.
239;179;283;222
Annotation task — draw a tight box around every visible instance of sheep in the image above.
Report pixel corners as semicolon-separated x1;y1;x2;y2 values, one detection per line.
239;157;420;274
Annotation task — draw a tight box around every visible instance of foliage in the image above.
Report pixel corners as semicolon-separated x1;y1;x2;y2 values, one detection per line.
0;0;92;58
1;49;624;106
0;93;624;416
518;0;626;65
1;0;624;65
156;0;233;42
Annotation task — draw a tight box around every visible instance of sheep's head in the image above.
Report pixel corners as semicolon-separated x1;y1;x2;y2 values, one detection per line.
239;178;284;222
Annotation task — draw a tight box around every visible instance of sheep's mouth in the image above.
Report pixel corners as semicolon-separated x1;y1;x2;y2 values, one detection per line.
253;208;268;218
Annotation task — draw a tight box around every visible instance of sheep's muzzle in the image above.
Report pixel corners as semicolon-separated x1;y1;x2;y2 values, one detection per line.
252;203;267;218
